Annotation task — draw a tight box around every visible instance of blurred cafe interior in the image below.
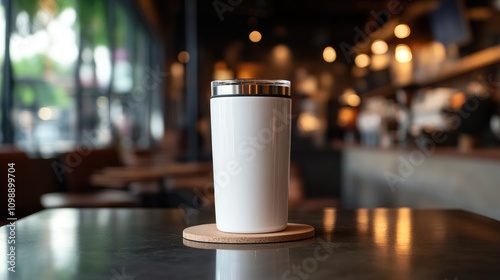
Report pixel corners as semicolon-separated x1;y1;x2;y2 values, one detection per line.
1;0;500;223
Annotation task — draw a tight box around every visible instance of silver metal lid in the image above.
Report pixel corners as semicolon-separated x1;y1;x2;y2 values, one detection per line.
211;79;291;97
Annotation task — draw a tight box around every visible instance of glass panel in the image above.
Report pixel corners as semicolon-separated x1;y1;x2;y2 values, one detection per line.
110;2;136;148
96;3;162;149
131;26;150;148
79;0;111;147
11;0;78;154
4;0;162;151
81;92;112;146
150;44;165;144
112;2;132;94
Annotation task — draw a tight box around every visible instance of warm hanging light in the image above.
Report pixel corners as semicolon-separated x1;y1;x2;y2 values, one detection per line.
371;40;388;55
249;30;262;43
345;94;361;107
272;44;291;65
339;88;361;107
371;53;390;71
322;46;337;62
354;54;371;68
395;44;412;63
177;51;190;63
170;62;184;77
298;113;321;132
337;107;357;127
394;24;411;39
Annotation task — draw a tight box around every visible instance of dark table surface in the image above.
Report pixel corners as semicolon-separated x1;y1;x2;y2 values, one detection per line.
2;208;500;280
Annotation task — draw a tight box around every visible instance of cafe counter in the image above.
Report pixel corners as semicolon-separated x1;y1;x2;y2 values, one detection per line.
342;145;500;220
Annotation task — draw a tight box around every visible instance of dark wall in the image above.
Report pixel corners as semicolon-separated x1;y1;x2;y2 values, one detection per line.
292;148;342;198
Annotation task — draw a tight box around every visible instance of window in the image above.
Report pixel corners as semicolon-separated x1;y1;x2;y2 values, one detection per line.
11;0;78;154
0;0;164;155
79;0;112;147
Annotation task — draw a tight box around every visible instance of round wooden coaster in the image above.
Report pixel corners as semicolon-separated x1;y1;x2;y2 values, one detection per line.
183;223;315;244
183;237;314;250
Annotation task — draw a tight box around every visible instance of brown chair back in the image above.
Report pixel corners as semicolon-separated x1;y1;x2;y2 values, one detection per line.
59;146;123;193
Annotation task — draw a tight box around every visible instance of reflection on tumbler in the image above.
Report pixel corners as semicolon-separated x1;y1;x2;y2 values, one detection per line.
216;248;290;280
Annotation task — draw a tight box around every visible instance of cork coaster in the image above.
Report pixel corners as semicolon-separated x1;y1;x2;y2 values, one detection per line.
183;223;315;244
183;237;314;250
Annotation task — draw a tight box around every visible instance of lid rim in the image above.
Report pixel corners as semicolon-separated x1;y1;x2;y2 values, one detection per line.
211;79;291;97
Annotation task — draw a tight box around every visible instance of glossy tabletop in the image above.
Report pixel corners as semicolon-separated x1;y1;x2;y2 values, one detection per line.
2;208;500;280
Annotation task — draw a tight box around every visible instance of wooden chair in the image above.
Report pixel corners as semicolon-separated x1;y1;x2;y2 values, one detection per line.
41;146;140;208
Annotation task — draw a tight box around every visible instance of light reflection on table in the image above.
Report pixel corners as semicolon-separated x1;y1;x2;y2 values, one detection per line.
2;208;500;279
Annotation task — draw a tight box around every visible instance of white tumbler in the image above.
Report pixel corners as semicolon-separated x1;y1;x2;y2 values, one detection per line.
210;79;291;233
